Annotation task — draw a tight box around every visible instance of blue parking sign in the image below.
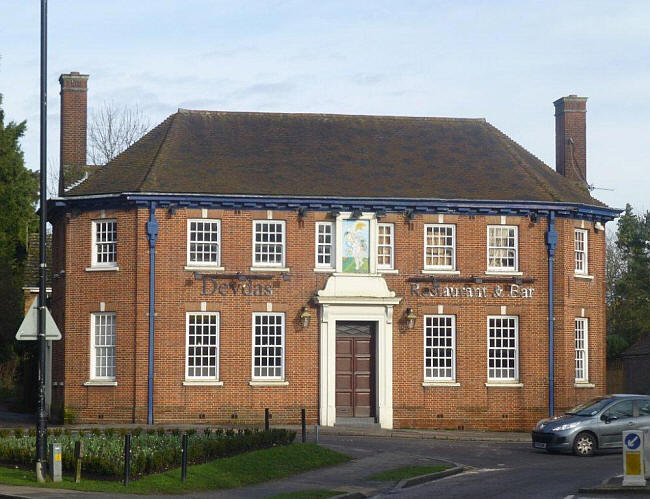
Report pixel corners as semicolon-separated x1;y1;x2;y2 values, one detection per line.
625;432;641;450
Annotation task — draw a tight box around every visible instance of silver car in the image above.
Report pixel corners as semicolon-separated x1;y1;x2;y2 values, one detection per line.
532;394;650;456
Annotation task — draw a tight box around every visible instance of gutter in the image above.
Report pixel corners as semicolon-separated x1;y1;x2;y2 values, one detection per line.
546;211;558;417
145;202;159;424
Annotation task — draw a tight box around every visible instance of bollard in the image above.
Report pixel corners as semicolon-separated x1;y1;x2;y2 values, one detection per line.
301;409;306;443
315;424;319;444
265;408;270;431
48;443;62;482
181;433;188;482
74;440;84;483
123;434;131;486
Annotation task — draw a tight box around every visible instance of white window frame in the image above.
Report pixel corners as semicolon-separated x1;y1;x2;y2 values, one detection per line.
187;219;221;267
574;229;588;275
91;219;117;267
487;315;519;382
90;312;116;381
251;312;285;380
315;222;335;269
575;317;589;382
424;315;456;381
376;223;394;270
487;225;518;272
252;220;286;268
185;312;220;380
424;224;456;270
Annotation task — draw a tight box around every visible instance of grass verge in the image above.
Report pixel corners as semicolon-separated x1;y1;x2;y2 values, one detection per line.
0;443;349;494
367;464;450;482
269;490;341;499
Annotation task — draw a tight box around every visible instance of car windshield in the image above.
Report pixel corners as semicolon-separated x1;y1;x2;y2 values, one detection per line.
566;397;613;416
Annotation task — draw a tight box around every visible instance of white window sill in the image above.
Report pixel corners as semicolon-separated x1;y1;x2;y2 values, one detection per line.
485;271;523;276
313;267;335;273
421;269;459;275
250;267;290;273
184;266;225;272
378;269;398;274
422;381;460;387
182;380;224;386
85;266;119;272
249;380;289;387
485;382;523;388
574;274;594;280
84;380;117;386
574;382;595;388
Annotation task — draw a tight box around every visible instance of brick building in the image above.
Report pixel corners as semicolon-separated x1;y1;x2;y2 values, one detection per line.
49;72;619;430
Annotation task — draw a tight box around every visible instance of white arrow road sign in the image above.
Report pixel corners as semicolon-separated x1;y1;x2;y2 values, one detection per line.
15;299;61;341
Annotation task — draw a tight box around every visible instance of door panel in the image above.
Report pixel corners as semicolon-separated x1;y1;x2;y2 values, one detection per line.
335;322;375;418
599;400;635;447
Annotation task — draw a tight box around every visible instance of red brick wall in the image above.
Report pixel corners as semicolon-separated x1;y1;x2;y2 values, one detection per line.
53;207;607;430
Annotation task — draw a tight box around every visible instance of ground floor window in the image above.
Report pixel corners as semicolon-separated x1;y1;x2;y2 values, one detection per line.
186;312;220;379
575;318;588;382
252;312;285;379
424;315;455;381
90;312;116;380
487;315;518;381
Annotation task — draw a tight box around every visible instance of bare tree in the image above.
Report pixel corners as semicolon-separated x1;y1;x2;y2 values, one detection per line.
88;102;150;165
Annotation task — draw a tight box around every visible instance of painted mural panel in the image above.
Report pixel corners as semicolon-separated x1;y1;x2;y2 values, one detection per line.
342;220;369;273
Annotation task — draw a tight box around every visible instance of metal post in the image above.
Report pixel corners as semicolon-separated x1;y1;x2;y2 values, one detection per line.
35;0;48;484
264;408;270;431
74;441;83;483
301;409;306;443
315;424;319;444
181;433;188;482
123;434;131;486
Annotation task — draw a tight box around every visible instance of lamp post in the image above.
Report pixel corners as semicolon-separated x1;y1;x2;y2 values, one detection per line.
36;0;49;483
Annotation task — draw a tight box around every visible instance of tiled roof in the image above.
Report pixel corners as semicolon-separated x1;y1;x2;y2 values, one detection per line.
66;110;604;206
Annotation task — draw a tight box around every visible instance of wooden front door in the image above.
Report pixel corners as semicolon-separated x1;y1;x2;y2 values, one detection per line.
335;322;375;418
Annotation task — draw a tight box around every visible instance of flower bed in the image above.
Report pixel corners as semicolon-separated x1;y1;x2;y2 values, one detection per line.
0;428;295;479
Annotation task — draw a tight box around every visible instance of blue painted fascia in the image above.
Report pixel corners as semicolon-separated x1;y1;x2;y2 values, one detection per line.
51;193;622;222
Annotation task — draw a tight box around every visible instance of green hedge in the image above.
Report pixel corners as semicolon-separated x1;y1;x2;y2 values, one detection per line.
0;428;295;479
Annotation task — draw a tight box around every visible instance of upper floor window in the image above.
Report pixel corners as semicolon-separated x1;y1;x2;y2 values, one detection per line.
90;312;116;380
424;315;456;381
187;219;221;266
252;312;285;380
487;316;518;382
315;222;335;269
253;221;285;267
575;318;589;382
92;219;117;266
574;229;588;274
377;223;394;270
186;312;220;380
424;224;455;270
487;225;518;272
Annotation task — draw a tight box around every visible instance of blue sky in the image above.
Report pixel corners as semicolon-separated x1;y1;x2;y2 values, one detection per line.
1;1;648;211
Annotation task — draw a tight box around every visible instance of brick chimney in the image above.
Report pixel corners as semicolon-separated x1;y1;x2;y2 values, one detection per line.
59;72;89;195
554;95;588;184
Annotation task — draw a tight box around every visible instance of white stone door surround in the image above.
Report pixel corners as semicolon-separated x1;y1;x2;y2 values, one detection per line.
314;274;401;429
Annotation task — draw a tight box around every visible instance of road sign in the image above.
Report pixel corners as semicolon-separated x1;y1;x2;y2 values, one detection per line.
15;300;61;341
623;430;646;487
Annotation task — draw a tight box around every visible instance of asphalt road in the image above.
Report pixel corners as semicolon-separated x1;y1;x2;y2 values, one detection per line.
318;435;621;499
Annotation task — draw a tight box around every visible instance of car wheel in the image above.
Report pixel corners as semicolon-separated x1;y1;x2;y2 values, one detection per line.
573;432;596;457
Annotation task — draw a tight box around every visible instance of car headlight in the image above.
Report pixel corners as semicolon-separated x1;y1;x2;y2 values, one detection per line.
551;422;580;431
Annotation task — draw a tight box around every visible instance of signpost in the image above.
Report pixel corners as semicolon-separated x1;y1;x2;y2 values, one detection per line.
623;430;646;487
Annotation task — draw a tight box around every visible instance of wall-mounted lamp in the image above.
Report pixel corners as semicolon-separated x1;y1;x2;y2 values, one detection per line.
529;213;538;223
351;208;363;219
329;209;340;219
167;204;178;216
375;209;387;219
297;207;307;219
594;221;604;232
404;209;415;221
300;306;312;328
405;308;417;329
